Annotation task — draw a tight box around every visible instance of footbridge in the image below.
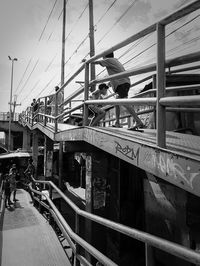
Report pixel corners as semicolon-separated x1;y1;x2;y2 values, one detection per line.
1;2;200;265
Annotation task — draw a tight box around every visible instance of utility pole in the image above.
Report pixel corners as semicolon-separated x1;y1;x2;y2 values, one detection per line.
12;95;21;120
59;0;66;189
61;0;66;88
8;56;18;151
89;0;95;92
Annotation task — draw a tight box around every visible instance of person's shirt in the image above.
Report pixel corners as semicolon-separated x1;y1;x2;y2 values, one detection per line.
9;173;17;189
98;58;130;91
4;178;10;190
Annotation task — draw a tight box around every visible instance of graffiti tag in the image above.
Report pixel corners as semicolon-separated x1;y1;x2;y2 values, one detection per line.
143;150;199;189
115;141;139;162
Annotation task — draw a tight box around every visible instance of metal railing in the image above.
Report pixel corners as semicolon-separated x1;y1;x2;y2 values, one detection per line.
20;1;200;149
0;179;4;220
30;177;200;266
0;112;20;122
17;2;200;265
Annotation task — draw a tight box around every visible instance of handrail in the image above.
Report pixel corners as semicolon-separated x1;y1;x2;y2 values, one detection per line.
0;180;4;218
21;1;200;133
30;177;200;265
30;182;117;266
85;1;200;64
89;51;200;86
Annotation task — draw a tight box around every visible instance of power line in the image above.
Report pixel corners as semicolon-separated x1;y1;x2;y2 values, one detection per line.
65;3;88;42
25;2;89;101
14;58;32;94
38;0;59;42
81;0;118;61
20;79;41;103
95;0;118;26
17;59;39;97
123;13;200;66
16;0;62;100
97;0;138;45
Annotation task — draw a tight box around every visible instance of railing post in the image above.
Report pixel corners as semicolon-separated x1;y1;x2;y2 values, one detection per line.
49;185;53;225
75;213;81;266
156;22;166;148
44;97;47;126
31;106;34;127
152;74;157;128
39;183;43;213
145;244;155;266
83;63;89;126
55;93;58;133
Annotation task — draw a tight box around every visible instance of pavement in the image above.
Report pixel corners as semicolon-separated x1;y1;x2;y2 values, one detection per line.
0;189;70;266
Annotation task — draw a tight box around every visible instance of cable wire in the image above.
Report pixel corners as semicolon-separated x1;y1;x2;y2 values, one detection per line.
38;0;59;42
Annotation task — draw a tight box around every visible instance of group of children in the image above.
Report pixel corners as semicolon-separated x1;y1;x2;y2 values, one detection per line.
89;52;144;130
31;52;144;129
3;158;35;208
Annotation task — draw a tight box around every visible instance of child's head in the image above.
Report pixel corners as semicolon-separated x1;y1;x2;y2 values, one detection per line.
99;83;109;96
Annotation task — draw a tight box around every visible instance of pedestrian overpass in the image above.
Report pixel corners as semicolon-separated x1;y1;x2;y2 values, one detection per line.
1;2;200;265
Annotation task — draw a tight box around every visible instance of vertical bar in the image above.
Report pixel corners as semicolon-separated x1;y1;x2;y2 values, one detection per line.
37;98;40;123
152;74;157;128
49;185;53;225
39;183;42;213
8;60;14;151
55;93;58;133
83;63;89;126
44;97;47;126
61;0;66;86
156;23;166;148
59;141;63;189
145;244;155;266
89;0;96;93
85;154;92;263
75;213;81;266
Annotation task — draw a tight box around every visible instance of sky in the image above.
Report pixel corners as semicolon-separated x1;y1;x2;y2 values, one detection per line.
0;0;199;113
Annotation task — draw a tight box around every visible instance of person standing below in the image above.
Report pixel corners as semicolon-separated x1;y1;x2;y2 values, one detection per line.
9;164;18;202
3;174;12;207
92;52;144;130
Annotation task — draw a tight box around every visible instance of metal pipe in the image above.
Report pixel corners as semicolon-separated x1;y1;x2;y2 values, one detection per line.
160;95;200;106
30;186;117;266
30;180;200;265
156;23;166;148
85;97;156;106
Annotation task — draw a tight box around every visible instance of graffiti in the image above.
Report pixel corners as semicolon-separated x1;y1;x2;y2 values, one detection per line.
155;154;199;189
84;128;103;147
143;150;199;189
115;141;139;162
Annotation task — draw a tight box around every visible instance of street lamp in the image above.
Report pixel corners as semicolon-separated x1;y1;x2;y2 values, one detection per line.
8;56;18;151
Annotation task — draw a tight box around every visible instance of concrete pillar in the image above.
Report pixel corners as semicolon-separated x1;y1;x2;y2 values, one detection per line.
85;154;92;262
10;134;14;151
59;142;64;189
5;132;9;150
85;152;108;264
44;136;53;180
32;131;38;178
22;129;31;151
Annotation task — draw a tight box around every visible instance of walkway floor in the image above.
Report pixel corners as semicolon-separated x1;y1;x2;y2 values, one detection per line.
0;189;71;266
